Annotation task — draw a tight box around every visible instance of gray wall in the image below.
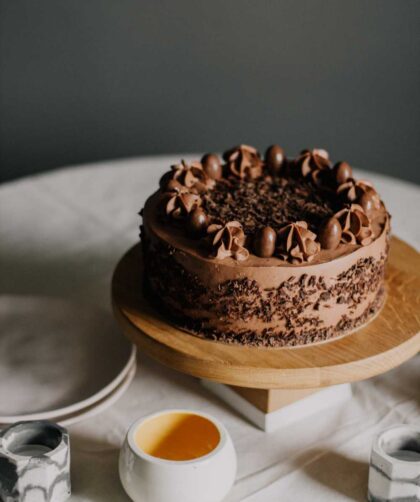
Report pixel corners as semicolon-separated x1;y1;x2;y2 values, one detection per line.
1;0;419;184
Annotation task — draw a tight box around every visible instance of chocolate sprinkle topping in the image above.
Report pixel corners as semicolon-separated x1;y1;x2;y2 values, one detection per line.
202;176;337;235
142;235;387;347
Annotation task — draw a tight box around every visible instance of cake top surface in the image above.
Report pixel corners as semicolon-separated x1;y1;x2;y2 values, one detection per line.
202;176;335;234
142;144;389;266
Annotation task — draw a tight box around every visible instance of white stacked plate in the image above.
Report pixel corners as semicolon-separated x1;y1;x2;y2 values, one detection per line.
0;296;136;427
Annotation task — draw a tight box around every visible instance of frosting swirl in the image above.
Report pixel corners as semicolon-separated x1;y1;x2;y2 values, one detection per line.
277;221;320;263
224;145;263;180
169;160;215;192
164;186;202;219
337;178;377;203
207;220;249;261
334;204;373;246
296;149;331;186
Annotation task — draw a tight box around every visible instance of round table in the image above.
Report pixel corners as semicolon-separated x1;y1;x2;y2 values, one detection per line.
1;156;419;502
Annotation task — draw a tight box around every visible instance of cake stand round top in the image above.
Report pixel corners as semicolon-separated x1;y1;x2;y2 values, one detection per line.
112;237;420;389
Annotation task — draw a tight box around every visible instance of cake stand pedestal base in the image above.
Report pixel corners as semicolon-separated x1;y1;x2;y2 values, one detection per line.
201;381;352;432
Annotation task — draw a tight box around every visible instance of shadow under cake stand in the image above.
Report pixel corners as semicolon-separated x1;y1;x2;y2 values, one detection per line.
112;237;420;432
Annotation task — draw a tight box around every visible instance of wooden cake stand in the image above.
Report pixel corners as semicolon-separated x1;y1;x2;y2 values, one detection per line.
112;237;420;431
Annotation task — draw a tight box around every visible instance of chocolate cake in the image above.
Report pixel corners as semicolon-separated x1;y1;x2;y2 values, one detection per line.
140;145;390;347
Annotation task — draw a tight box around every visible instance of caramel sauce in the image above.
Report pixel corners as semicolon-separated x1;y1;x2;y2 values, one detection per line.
135;412;220;461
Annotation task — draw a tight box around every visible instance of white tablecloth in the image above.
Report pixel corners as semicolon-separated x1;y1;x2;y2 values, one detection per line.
1;156;419;502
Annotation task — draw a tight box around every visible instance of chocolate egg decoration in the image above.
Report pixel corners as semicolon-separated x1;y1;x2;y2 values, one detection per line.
254;226;276;257
188;208;208;235
358;191;376;215
333;162;353;184
318;217;342;250
265;145;285;175
201;154;222;180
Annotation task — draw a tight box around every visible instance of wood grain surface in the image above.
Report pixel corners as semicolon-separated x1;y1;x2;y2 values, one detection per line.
112;237;420;389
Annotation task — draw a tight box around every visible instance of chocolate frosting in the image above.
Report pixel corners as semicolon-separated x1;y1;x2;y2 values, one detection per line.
224;145;263;180
150;144;388;265
164;188;201;219
297;148;331;181
335;204;373;246
168;160;215;192
207;220;249;261
277;221;320;263
337;178;376;203
141;182;390;346
140;142;390;346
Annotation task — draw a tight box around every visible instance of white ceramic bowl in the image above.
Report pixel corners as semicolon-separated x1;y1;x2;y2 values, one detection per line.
119;409;237;502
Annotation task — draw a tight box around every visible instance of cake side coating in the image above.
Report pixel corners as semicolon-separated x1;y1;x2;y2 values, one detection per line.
140;145;390;347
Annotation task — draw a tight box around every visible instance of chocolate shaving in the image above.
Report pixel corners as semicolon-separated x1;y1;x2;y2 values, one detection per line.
142;235;386;347
203;176;337;235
